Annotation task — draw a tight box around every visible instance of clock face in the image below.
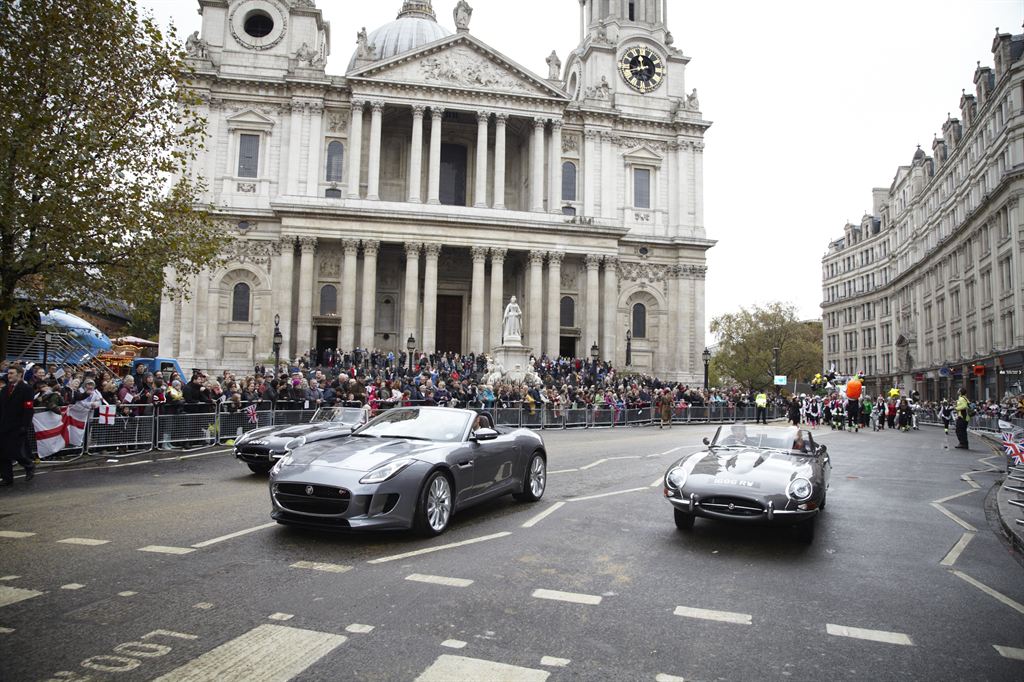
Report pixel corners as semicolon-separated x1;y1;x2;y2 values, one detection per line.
618;46;665;93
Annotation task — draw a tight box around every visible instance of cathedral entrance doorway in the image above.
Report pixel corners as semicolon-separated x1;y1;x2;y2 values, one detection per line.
316;326;338;365
440;143;467;206
435;295;463;353
559;336;577;359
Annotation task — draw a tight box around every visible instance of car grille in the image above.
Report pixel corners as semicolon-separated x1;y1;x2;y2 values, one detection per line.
700;496;765;516
275;483;352;516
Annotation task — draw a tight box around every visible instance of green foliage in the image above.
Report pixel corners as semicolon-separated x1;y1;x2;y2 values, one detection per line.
709;302;823;391
0;0;227;355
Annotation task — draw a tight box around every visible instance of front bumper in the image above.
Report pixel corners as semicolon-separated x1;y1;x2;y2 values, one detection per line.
234;444;287;465
664;488;819;525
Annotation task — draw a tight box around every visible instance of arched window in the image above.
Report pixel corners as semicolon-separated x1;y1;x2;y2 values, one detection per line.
325;141;344;182
632;303;647;338
560;296;575;328
320;285;337;315
231;283;251;322
561;161;577;201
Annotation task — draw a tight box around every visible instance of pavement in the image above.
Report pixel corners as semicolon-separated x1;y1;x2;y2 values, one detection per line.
1;424;1022;681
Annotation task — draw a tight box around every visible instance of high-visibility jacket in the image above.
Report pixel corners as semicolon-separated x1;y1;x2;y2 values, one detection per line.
955;395;970;420
755;393;767;408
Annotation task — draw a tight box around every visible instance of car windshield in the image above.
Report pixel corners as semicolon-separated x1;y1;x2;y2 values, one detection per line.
712;425;800;451
311;407;365;425
354;408;470;443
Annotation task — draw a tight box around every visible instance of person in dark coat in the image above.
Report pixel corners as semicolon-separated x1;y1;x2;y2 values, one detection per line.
1;366;37;485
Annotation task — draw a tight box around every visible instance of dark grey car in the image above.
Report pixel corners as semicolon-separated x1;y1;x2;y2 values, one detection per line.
234;407;367;474
268;407;547;536
662;424;831;543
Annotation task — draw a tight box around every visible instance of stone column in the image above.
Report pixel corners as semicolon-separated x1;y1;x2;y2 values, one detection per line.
602;256;618;363
276;237;295;359
422;243;440;353
678;140;693;224
692;266;707;377
546;251;564;357
470;246;488;352
583;130;598;217
531;118;546;212
694;142;705;231
286;100;302;195
585;254;601;352
360;240;379;349
306;103;323;196
194;269;209;360
366;101;384;201
408;106;425;203
528;250;545;349
489;248;506;350
404;243;423;345
493;114;507;210
427;108;444;204
667;267;682;376
474;111;489;207
667;142;678;230
340;238;359;351
296;237;317;361
601;131;615;219
548;120;563;213
347;100;364;198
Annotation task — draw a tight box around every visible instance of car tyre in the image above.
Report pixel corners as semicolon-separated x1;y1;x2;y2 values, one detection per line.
513;452;546;502
795;518;816;544
414;471;453;537
674;508;695;530
247;462;273;475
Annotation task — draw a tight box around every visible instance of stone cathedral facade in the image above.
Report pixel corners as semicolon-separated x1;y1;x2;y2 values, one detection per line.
159;0;713;379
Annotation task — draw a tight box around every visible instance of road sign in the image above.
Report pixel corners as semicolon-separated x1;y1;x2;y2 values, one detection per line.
773;375;787;386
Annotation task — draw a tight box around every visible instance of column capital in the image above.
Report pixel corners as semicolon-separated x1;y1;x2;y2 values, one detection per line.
494;112;509;124
362;239;380;257
298;236;317;253
424;242;443;258
431;107;445;120
603;255;619;269
533;117;547;130
405;241;423;257
350;99;366;111
411;104;426;118
341;238;360;254
584;129;601;140
279;236;296;251
528;249;546;265
370;100;385;114
490;247;507;263
585;253;602;269
476;110;491;123
550;119;563;131
471;246;489;263
547;251;565;266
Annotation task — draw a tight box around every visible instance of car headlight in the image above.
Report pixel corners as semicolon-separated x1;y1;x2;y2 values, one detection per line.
284;436;306;452
665;467;688;489
787;477;813;501
270;455;292;476
359;458;415;484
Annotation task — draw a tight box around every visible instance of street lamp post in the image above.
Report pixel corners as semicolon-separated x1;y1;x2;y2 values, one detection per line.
590;341;599;373
625;328;632;367
772;346;780;394
272;314;283;377
702;347;711;391
406;334;416;377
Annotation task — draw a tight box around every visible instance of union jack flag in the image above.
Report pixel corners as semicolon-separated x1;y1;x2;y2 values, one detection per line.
245;404;259;425
1001;432;1024;466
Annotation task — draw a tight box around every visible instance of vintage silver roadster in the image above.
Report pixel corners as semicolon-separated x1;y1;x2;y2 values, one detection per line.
662;424;831;543
234;406;367;474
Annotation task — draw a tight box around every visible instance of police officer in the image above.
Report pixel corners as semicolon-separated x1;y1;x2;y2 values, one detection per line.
1;366;37;486
954;388;970;450
755;390;768;424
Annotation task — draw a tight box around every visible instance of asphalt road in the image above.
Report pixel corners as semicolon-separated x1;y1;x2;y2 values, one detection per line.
1;423;1022;681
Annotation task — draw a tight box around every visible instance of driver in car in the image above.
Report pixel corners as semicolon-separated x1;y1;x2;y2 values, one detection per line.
722;424;753;446
791;435;810;453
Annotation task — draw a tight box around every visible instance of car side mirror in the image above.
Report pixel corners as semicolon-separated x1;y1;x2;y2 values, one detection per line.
819;444;828;456
473;428;499;442
702;437;711;446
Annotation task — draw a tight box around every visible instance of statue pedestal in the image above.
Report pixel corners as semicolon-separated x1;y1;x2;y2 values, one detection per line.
491;343;534;384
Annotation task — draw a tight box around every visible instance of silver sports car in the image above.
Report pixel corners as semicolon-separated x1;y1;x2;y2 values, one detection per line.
662;424;831;543
234;406;367;474
269;407;548;536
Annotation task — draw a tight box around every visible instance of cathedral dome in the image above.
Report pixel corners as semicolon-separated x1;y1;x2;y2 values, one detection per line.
347;1;451;72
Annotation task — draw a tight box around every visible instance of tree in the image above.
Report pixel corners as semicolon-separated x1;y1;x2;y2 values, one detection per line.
709;302;823;392
0;0;225;358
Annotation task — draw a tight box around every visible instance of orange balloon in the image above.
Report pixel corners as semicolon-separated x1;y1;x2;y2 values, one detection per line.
846;379;862;399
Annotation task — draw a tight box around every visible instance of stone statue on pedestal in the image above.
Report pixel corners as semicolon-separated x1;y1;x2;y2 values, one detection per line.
454;1;473;31
502;296;522;342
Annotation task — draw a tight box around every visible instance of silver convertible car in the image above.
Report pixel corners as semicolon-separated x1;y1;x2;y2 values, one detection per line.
662;424;831;543
268;407;547;536
234;407;367;474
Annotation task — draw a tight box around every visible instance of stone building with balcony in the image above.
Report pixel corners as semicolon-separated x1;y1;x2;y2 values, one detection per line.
821;27;1024;400
159;0;713;377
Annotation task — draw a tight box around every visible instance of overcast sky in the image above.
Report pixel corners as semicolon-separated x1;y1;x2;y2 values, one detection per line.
140;0;1024;330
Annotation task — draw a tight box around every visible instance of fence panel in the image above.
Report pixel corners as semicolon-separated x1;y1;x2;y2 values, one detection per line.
521;407;543;429
592;406;614;427
494;408;522;428
540;406;563;429
87;408;155;455
626;406;653;426
218;409;276;445
157;409;219;449
564;408;589;429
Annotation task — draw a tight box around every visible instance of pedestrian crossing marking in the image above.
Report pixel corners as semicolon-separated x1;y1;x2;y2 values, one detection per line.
0;586;44;608
415;654;550;682
152;624;346;682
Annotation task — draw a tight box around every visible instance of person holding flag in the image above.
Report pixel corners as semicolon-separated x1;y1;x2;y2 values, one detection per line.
1;366;37;485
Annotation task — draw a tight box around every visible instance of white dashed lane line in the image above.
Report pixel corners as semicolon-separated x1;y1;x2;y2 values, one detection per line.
138;545;196;555
406;573;474;588
993;644;1024;661
531;589;602;605
521;501;565;528
268;613;294;621
194;602;214;609
825;623;914;646
368;532;512;564
290;561;353;573
939;532;975;567
0;531;36;539
416;654;550;682
60;583;85;590
57;538;110;546
655;674;686;682
0;586;44;608
540;656;570;667
0;576;20;581
346;624;374;634
0;627;14;634
950;569;1024;615
118;591;138;597
441;639;468;649
567;487;648;502
674;606;752;625
190;522;277;548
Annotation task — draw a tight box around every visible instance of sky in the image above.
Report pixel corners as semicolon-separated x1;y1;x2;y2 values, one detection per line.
140;0;1024;330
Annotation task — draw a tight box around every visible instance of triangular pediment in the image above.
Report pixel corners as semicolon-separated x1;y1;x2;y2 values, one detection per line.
623;145;664;162
348;35;568;100
225;110;276;129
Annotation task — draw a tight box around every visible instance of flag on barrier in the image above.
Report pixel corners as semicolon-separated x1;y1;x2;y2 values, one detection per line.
1001;432;1024;466
245;404;259;425
99;404;117;426
33;402;91;458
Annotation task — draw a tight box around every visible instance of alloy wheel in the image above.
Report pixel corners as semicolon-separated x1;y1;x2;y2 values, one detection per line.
529;456;546;497
426;475;451;532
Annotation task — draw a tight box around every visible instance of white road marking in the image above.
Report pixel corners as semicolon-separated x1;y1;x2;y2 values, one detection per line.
540;656;570;667
346;624;374;634
978;455;1003;472
825;623;914;646
650;476;665;488
950;569;1024;615
932;489;977;505
58;538;110;546
0;576;20;581
406;573;474;588
152;624;345;682
60;583;85;590
960;473;981;489
532;589;602;605
929;502;977;532
940;532;975;567
521;502;566;528
138;545;196;555
51;448;233;474
290;561;353;573
368;531;512;564
416;654;550;682
441;639;468;649
655;674;686;682
0;531;35;539
190;522;277;548
118;591;138;597
268;613;293;621
660;446;686;455
674;606;752;625
548;468;579;474
579;459;607;470
0;586;44;608
0;627;14;634
193;603;214;610
567;487;648;502
993;644;1024;661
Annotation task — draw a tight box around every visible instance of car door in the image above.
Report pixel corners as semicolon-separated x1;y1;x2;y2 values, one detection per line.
468;417;518;499
804;431;831;487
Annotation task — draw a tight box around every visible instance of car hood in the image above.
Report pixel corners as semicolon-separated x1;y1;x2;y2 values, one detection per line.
677;447;814;486
267;422;354;440
280;436;445;473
